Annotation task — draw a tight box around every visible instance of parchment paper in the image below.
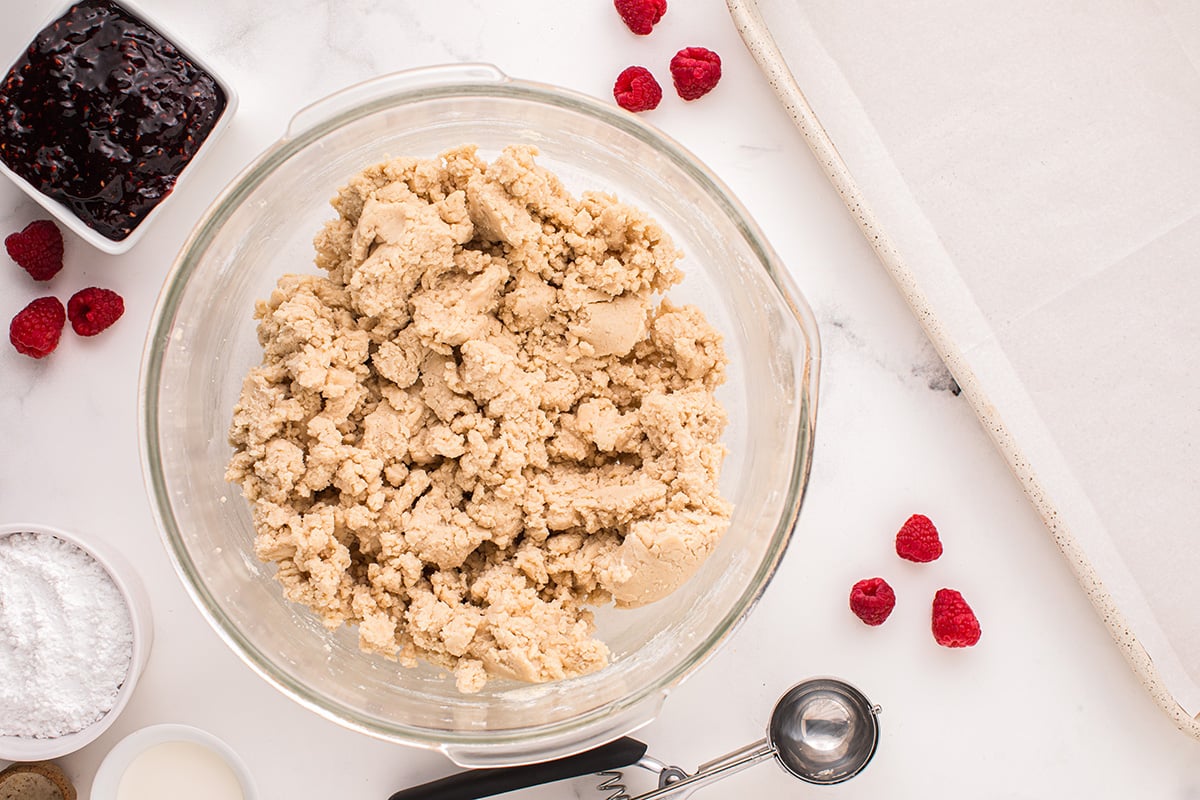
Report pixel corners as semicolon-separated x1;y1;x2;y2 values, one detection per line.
746;0;1200;716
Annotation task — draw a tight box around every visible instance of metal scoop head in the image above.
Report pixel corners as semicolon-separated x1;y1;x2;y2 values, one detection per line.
768;677;881;785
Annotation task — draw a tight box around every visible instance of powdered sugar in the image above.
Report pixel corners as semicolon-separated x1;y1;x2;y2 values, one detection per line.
0;532;133;738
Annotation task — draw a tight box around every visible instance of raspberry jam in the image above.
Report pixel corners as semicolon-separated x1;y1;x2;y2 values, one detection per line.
0;0;227;241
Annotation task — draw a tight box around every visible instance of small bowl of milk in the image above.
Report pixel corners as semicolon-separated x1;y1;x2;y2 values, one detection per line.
91;724;257;800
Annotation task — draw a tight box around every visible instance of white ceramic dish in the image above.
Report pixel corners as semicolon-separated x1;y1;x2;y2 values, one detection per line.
0;522;154;761
0;0;238;254
92;724;258;800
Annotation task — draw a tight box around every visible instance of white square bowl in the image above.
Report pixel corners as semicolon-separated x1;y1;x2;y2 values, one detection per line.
0;0;238;254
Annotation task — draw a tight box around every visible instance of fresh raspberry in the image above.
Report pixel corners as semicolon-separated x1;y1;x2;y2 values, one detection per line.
5;220;64;281
669;47;722;101
614;0;666;35
931;588;982;647
613;66;663;112
895;513;943;562
849;577;896;626
67;287;125;336
9;296;66;358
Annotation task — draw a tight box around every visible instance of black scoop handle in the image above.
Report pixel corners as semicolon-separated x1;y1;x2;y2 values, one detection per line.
387;737;648;800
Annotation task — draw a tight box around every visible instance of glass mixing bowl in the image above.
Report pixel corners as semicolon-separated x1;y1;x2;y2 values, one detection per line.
139;64;820;767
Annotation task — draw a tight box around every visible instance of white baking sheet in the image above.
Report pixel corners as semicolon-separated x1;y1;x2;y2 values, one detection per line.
732;0;1200;720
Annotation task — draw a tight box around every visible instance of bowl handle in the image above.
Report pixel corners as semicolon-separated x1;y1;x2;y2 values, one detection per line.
439;691;667;769
284;64;510;140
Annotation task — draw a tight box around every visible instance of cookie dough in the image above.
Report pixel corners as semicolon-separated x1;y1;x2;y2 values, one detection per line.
226;145;730;692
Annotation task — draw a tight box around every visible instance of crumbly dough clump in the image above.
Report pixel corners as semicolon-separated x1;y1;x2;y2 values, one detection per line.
226;145;730;692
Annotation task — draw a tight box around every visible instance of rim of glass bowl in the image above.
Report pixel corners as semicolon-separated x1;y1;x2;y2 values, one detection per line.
139;66;822;752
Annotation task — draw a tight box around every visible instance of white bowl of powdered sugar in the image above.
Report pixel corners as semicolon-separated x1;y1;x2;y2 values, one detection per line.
0;522;153;761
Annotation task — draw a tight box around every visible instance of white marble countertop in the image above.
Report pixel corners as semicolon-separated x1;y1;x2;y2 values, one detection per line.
2;1;1198;797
